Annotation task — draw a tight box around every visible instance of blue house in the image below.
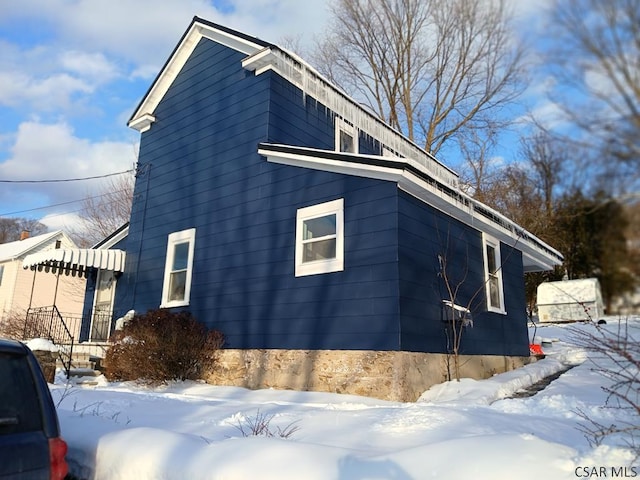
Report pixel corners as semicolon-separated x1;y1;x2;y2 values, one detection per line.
86;18;562;398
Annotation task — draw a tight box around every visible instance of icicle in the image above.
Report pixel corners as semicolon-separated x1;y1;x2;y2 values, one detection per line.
247;48;459;188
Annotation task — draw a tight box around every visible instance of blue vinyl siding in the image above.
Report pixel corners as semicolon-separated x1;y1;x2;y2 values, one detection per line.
397;191;529;356
116;34;530;356
119;39;401;350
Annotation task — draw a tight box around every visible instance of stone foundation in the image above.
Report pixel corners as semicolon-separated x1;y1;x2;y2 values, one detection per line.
32;350;57;384
204;349;532;402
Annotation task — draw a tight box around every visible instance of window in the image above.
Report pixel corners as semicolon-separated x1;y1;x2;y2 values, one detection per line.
335;118;358;153
295;199;344;277
160;228;196;308
483;234;505;313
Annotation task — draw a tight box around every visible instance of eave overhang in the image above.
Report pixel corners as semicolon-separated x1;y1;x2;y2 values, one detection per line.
258;143;563;272
128;17;271;132
126;18;457;192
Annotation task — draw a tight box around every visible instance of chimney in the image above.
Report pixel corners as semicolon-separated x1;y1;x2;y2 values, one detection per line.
20;230;30;241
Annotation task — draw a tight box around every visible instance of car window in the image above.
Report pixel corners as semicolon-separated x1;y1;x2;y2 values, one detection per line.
0;352;44;435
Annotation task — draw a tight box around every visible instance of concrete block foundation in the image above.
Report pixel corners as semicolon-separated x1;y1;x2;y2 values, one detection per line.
205;349;532;402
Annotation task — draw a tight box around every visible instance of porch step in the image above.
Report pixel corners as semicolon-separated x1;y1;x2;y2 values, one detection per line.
56;351;105;381
68;367;103;385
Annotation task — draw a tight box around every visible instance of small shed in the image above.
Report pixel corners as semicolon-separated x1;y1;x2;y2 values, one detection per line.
537;278;605;323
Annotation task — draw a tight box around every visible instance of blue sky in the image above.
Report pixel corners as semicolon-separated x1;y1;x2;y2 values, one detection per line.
0;0;555;232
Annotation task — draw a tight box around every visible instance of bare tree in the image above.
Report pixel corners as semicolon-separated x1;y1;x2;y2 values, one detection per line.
0;217;47;243
70;173;134;247
457;127;499;202
477;130;573;315
519;131;569;216
438;230;525;381
313;0;526;156
546;0;640;183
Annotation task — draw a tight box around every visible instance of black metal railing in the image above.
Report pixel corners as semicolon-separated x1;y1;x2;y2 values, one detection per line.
24;306;74;377
89;308;112;342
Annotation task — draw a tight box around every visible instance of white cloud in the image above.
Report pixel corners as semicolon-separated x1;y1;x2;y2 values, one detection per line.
0;41;122;114
0;121;136;220
0;71;93;111
60;51;120;83
0;1;330;66
39;212;84;233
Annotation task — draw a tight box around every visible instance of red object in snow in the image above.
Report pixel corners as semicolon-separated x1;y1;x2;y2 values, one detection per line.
529;344;544;357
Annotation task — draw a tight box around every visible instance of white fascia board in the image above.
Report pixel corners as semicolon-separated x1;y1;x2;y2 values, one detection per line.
199;25;265;55
129;22;264;131
128;114;156;133
259;147;403;182
259;146;563;272
246;49;458;187
98;225;129;250
242;48;276;74
397;173;562;271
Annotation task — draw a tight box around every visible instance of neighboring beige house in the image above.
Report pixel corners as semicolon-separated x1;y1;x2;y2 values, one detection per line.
0;231;86;338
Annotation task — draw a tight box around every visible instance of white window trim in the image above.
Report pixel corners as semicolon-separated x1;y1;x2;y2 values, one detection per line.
160;228;196;308
89;268;117;341
335;118;358;153
482;234;506;314
295;198;344;277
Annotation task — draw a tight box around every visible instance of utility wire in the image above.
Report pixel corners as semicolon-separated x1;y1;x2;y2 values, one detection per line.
0;169;134;184
0;188;132;217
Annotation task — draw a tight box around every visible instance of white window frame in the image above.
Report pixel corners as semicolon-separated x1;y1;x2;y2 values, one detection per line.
160;228;196;308
335;118;358;153
295;198;344;277
482;234;506;314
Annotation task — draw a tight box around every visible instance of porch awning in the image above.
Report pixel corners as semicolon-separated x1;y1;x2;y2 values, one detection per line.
23;248;126;277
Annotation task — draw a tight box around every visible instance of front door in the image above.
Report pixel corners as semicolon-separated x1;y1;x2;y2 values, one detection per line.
90;270;116;342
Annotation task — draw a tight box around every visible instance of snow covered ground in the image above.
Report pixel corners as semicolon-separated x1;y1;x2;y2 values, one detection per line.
50;318;639;480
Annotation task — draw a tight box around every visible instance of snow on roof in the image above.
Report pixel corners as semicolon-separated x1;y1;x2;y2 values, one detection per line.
128;17;457;188
0;231;64;263
537;278;602;305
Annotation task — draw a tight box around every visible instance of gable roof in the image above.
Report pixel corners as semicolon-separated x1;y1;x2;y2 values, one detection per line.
129;17;563;273
128;17;273;134
128;17;458;189
92;222;129;249
0;231;67;262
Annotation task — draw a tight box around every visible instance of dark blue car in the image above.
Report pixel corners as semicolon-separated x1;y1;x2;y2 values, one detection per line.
0;338;68;479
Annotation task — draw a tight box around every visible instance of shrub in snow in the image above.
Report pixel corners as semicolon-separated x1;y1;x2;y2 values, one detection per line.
0;309;30;340
104;309;224;385
234;410;300;439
